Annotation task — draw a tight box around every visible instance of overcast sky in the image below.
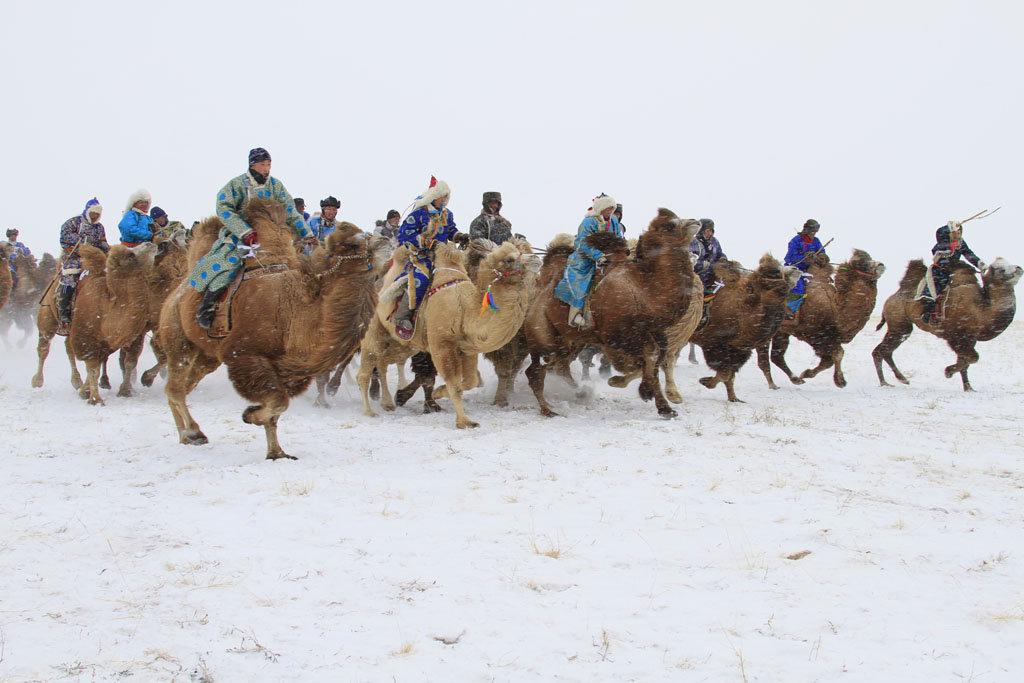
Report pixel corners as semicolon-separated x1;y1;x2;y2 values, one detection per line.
3;0;1020;294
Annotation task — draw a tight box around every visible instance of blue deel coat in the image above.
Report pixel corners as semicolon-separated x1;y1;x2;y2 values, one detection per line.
118;210;154;244
554;215;624;309
784;233;826;297
395;206;458;305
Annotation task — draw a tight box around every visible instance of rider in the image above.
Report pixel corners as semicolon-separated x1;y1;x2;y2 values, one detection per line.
920;220;986;323
469;191;513;244
6;228;31;290
56;198;109;335
554;193;622;327
306;196;341;254
118;189;155;246
783;218;827;318
392;177;469;340
190;147;315;329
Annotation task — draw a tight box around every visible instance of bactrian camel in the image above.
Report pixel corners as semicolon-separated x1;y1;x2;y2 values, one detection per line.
873;258;1022;391
159;198;389;459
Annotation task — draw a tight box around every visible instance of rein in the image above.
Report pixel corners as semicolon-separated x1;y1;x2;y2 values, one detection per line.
316;241;373;281
480;259;522;315
838;265;880;280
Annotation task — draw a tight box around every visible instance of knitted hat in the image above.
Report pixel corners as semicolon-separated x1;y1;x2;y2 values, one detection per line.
248;147;271;166
83;198;103;220
412;176;451;210
320;196;340;209
124;188;152;214
587;193;617;217
150;206;167;220
386;209;401;220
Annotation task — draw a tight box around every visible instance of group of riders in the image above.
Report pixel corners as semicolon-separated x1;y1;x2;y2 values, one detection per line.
11;147;989;339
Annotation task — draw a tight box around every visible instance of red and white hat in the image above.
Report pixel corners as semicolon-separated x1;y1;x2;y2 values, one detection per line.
413;176;451;210
587;193;617;217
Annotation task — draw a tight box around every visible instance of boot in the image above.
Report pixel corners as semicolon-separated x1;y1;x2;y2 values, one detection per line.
393;293;414;340
920;298;935;325
55;284;75;336
567;305;586;328
196;286;226;330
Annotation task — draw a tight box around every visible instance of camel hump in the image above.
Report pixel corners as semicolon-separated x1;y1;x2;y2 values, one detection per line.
586;232;627;255
949;262;980;287
466;238;500;275
542;234;575;265
80;243;108;274
898;259;928;293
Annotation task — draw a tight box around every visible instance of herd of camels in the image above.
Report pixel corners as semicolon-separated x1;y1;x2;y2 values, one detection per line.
3;200;1021;460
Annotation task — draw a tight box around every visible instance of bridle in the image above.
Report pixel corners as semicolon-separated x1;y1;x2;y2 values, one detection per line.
317;237;374;281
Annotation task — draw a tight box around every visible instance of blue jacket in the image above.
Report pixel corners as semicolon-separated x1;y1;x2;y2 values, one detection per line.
118;210;154;244
308;216;337;242
397;206;457;249
554;215;624;309
785;234;825;272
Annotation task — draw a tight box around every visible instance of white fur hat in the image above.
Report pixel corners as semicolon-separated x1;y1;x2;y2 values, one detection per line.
124;188;152;214
587;194;617;217
412;176;451;210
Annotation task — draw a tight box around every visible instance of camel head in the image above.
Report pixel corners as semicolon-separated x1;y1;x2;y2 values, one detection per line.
107;242;158;272
753;253;802;298
480;242;530;285
985;258;1024;288
634;211;700;262
847;249;885;280
154;228;189;261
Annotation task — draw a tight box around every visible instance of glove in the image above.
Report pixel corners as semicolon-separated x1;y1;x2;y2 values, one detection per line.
453;232;471;247
303;234;319;247
977;261;987;272
596;255;609;267
802;252;815;263
242;231;258;246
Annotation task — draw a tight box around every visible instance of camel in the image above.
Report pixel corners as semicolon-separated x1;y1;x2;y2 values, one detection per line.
374;240;538;428
29;243;158;403
873;258;1022;391
0;243;14;309
756;249;885;388
525;209;702;419
160;198;389;459
689;255;802;402
2;251;57;348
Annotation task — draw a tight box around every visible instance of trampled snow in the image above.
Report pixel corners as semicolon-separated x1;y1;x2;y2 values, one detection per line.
1;323;1022;682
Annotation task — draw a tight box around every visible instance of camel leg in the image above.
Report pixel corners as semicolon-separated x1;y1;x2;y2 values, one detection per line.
378;363;397;411
397;361;408;387
433;350;479;429
312;372;331;409
141;333;167;387
32;329;55;389
525;351;560;418
226;356;296;460
771;334;804;385
640;341;677;418
945;340;979;391
396;351;440;413
65;338;85;391
356;354;378;417
99;357;111;390
687;342;699;365
872;322;913;386
828;346;847;388
83;358;105;405
165;351;219;446
117;334;146;398
798;345;837;385
722;369;743;403
755;341;780;390
608;370;640;389
662;345;684;404
699;369;743;402
578;345;596;381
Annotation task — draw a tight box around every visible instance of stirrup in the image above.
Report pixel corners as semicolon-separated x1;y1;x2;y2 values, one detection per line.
55;319;72;337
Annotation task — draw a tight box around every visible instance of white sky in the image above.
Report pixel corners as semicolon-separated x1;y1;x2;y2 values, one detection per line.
3;0;1021;293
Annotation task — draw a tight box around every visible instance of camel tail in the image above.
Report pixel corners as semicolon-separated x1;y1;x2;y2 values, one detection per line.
875;315;886;332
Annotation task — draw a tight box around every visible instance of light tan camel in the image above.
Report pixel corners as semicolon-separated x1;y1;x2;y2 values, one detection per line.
159;198;389;459
689;255;802;402
873;258;1022;391
2;251;57;347
375;240;538;428
756;249;885;389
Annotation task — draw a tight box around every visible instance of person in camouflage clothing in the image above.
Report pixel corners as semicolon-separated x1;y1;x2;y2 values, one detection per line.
149;206;186;240
469;191;513;244
55;198;110;334
190;147;314;329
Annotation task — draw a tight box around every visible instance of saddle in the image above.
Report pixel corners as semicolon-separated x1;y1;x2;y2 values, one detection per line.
207;263;288;339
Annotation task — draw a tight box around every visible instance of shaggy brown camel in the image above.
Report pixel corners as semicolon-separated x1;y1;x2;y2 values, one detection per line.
689;255;802;402
756;249;885;389
873;258;1022;391
525;209;702;418
160;198;388;459
0;243;14;309
2;251;57;347
375;240;537;428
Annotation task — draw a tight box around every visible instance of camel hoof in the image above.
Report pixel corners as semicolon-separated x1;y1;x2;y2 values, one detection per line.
658;408;678;419
117;387;133;398
381;402;396;412
666;392;683;404
88;396;105;406
493;397;509;408
99;377;111;390
963;385;975;393
638;385;654;401
313;399;330;410
698;377;715;389
241;405;261;424
423;401;442;414
834;378;847;389
607;376;628;389
71;377;83;390
789;377;805;385
456;420;480;429
140;372;156;387
267;451;298;461
181;431;208;445
944;367;956;379
898;377;910;385
31;376;43;388
78;388;90;400
768;383;780;391
394;388;415;407
540;408;560;418
728;397;746;403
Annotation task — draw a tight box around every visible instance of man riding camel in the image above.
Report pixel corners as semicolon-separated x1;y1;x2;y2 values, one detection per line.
391;176;470;340
554;193;623;328
56;198;109;335
469;191;513;244
190;147;315;329
918;220;986;324
783;218;828;318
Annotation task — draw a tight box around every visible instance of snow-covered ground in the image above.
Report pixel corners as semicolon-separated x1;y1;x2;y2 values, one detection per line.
1;322;1022;682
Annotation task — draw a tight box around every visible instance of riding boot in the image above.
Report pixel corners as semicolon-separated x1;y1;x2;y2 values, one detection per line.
55;284;75;336
920;298;935;325
196;285;226;330
393;293;414;340
567;305;586;328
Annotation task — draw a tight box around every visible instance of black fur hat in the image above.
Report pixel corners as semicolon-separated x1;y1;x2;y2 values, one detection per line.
803;219;820;233
320;196;341;209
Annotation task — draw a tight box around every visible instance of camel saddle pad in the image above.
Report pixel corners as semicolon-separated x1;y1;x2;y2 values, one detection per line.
207;264;287;339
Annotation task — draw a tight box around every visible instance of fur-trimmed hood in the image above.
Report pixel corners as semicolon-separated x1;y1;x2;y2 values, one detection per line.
586;194;617;218
124;188;152;214
412;177;451;210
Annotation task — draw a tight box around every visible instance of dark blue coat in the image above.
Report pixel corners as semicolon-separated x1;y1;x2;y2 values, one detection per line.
932;225;982;270
397;206;457;249
785;234;826;272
